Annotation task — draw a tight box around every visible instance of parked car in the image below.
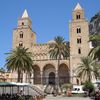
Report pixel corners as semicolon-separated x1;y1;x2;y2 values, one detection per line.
71;85;85;94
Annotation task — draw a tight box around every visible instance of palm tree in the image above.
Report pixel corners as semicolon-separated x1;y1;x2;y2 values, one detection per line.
49;36;69;85
92;62;100;80
49;36;69;59
89;34;100;60
5;46;33;82
88;32;100;80
75;57;98;82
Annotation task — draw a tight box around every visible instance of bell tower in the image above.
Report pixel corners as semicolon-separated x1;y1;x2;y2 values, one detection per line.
69;3;90;84
13;9;36;50
73;3;85;21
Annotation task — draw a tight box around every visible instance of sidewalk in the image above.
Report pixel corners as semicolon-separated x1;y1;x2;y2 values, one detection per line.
44;95;91;100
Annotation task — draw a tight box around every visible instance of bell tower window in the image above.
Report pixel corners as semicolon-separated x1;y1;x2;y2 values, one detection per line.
19;42;23;47
76;13;81;20
22;22;24;25
78;48;81;54
77;38;81;44
76;12;81;20
77;27;81;33
20;32;23;38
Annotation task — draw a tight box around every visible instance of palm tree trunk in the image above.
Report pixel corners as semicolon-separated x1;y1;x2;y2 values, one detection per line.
89;77;91;82
17;67;21;93
56;58;60;93
58;58;60;84
88;72;91;82
58;54;61;84
17;67;21;82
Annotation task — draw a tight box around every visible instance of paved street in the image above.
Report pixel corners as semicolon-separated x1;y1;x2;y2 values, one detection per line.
44;95;91;100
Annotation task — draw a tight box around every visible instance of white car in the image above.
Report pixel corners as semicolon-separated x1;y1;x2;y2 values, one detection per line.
71;85;85;94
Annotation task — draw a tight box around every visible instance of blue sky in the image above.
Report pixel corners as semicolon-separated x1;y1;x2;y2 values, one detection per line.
0;0;100;68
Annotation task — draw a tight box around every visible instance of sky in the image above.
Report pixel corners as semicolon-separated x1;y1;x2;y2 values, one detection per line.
0;0;100;68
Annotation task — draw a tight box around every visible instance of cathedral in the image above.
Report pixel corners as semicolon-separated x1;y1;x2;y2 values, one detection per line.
11;3;91;85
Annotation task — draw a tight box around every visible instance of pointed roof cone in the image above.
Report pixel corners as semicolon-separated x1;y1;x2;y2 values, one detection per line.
74;3;83;11
22;9;29;18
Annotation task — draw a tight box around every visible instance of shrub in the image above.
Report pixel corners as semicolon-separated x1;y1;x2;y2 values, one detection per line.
83;81;94;91
29;96;35;100
62;83;73;90
83;81;94;96
72;93;84;97
18;96;24;100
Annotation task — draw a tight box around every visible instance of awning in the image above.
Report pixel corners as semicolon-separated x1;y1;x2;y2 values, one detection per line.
0;82;16;86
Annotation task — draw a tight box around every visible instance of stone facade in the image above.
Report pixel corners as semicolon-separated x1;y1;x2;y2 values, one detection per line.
11;3;90;85
12;10;70;85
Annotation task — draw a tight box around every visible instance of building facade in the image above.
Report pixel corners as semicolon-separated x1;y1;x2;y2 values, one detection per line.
11;3;90;85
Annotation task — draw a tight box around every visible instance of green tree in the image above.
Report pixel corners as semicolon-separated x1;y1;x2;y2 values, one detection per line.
18;96;24;100
5;46;33;82
49;36;69;66
89;34;100;60
49;36;69;84
0;67;5;73
92;61;100;80
75;57;98;82
83;81;94;96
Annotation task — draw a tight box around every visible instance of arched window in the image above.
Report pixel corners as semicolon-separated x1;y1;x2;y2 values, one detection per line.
78;48;81;54
77;27;81;33
77;37;81;44
22;22;24;25
19;41;23;47
76;13;81;19
20;31;23;38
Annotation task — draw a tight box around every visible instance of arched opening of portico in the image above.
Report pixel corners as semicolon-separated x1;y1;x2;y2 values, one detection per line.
32;65;41;84
49;72;55;85
58;63;70;85
43;64;56;85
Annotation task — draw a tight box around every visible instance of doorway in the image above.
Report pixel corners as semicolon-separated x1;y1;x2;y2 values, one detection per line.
49;72;55;85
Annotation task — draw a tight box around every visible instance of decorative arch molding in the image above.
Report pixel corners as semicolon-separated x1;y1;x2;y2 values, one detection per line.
32;65;40;70
59;60;70;69
59;63;70;71
43;62;56;70
32;62;43;71
43;64;55;71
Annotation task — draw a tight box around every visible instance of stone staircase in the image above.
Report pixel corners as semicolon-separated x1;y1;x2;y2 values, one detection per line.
44;84;54;94
33;84;62;94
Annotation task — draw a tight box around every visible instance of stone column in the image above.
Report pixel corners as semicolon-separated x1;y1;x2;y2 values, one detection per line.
55;70;59;85
32;70;34;84
23;72;26;83
40;71;43;85
30;73;34;85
